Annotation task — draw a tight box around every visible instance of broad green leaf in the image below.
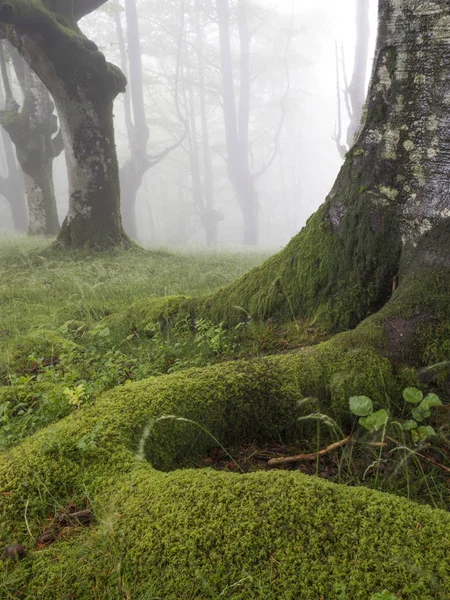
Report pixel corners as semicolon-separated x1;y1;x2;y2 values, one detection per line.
349;396;373;417
411;404;430;422
421;393;442;410
402;387;423;404
411;429;419;443
402;419;418;431
359;409;388;433
416;425;436;441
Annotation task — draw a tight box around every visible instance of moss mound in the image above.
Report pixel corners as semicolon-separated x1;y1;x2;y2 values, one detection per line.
1;330;446;599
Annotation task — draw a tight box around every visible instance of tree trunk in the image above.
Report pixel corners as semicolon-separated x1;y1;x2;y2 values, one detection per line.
0;1;129;249
0;42;59;234
334;0;371;157
117;0;149;241
216;0;259;246
191;0;450;330
0;126;27;232
197;2;220;247
346;0;371;147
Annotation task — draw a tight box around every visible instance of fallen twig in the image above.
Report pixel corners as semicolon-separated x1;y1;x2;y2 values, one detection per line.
267;437;389;467
267;436;351;466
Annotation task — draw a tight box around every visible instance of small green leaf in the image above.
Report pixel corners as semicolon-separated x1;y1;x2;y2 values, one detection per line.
402;420;418;431
349;396;373;417
403;387;423;404
359;409;388;433
421;393;442;410
411;405;430;422
411;429;419;443
416;425;436;441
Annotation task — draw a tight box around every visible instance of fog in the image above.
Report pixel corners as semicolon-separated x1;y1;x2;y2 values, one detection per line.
0;0;378;248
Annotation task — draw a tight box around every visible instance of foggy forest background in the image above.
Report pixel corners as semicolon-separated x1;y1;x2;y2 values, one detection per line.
0;0;377;248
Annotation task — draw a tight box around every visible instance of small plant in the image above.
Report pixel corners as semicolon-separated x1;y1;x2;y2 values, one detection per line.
63;384;87;409
349;387;442;444
194;318;230;355
349;395;388;433
401;386;442;443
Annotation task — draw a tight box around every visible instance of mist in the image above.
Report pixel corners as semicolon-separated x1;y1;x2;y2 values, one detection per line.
0;0;378;248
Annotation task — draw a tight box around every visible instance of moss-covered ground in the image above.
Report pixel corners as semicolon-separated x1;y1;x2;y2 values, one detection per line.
0;234;449;599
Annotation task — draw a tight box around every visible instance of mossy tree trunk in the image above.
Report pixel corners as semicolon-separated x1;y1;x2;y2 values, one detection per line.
0;43;61;235
196;0;450;330
0;0;129;249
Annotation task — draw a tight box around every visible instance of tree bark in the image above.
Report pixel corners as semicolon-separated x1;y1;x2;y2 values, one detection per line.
0;0;129;249
191;0;450;331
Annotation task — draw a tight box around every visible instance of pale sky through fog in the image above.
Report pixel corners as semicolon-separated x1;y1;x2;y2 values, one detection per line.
261;0;379;234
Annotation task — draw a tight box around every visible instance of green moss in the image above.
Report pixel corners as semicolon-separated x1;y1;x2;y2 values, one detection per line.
1;222;449;596
0;342;450;600
5;330;81;374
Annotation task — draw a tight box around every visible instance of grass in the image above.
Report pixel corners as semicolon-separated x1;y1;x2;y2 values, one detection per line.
0;234;272;448
0;234;271;341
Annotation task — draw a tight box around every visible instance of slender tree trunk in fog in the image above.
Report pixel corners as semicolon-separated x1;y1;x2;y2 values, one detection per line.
334;0;371;157
0;0;128;249
216;0;259;246
197;2;220;247
118;0;149;240
0;42;59;234
346;0;371;147
116;0;185;241
183;54;206;238
0;83;27;232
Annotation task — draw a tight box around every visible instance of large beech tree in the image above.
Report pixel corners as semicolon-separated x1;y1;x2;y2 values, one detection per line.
0;0;128;248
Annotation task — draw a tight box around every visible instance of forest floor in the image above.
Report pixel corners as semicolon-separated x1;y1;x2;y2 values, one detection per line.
0;234;448;513
1;235;450;599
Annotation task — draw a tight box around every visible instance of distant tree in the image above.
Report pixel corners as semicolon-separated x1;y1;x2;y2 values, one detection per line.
115;0;184;241
0;61;27;232
0;41;62;235
0;0;128;249
334;0;371;157
216;0;291;245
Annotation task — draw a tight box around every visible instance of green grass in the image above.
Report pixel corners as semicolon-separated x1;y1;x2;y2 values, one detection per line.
0;235;271;448
0;234;270;342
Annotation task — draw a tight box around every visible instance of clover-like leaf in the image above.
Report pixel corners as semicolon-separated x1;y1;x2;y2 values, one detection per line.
349;396;373;417
359;409;388;433
416;425;436;441
402;387;423;404
421;393;442;410
411;405;430;422
402;419;418;431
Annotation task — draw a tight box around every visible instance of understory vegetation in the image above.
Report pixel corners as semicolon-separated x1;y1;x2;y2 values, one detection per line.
0;235;449;599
